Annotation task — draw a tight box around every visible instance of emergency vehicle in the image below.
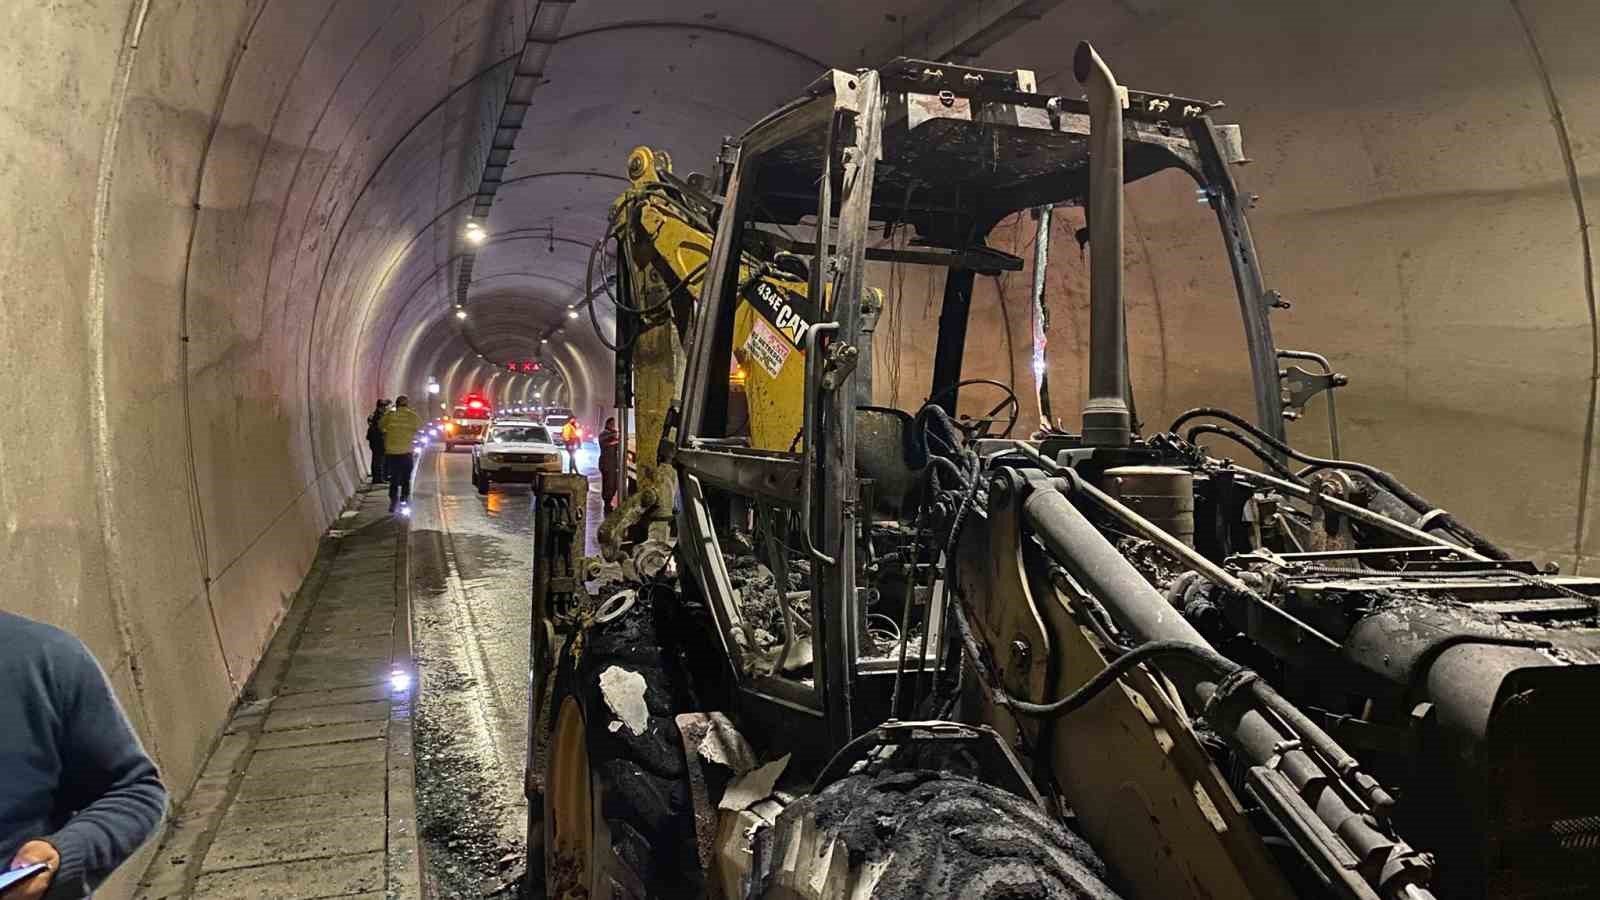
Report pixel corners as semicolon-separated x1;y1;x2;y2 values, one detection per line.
443;393;492;451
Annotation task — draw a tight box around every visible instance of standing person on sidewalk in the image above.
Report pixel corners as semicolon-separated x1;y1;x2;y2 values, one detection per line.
0;611;168;900
598;417;621;511
380;394;424;513
366;398;390;485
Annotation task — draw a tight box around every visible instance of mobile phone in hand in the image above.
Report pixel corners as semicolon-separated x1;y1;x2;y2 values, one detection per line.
0;862;49;892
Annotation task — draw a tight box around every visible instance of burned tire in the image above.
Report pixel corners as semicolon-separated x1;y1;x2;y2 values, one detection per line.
766;769;1121;900
542;590;702;899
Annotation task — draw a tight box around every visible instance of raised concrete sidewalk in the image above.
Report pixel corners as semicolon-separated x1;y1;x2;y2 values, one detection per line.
134;486;422;900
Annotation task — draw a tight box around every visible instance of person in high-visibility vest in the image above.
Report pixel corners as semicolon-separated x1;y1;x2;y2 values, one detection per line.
561;419;580;473
379;396;424;512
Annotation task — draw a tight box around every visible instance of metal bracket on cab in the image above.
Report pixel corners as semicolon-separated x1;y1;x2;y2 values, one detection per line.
1276;349;1348;456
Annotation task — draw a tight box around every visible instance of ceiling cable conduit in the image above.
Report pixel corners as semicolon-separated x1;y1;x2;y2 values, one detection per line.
453;1;575;340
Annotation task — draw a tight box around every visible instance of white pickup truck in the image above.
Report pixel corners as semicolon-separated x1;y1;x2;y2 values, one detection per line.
471;420;564;494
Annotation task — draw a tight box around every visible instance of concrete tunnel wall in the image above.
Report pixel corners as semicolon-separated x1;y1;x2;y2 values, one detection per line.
1;1;1597;895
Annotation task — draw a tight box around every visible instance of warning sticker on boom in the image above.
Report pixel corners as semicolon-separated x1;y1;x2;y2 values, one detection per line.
743;317;793;379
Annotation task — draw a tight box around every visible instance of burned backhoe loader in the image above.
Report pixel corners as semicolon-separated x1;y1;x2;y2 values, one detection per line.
524;43;1599;900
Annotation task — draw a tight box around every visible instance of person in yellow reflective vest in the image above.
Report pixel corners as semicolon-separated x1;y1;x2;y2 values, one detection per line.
561;418;581;473
379;395;424;513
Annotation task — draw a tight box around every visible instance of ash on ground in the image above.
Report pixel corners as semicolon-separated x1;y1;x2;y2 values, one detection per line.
413;612;526;898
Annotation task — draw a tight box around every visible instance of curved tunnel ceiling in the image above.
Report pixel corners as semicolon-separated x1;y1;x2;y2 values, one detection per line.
348;8;860;430
8;0;1600;835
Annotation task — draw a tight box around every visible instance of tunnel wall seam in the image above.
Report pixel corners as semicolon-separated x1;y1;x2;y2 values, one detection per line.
207;448;361;589
175;0;275;695
86;0;160;761
556;20;829;69
1510;0;1599;574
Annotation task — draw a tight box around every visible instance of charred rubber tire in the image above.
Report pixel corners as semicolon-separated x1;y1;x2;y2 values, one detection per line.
766;769;1122;900
543;591;702;900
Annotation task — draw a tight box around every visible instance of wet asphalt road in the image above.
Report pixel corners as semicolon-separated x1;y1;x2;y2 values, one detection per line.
407;440;601;897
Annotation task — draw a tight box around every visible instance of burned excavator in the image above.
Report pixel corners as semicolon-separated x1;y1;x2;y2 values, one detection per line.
522;43;1600;900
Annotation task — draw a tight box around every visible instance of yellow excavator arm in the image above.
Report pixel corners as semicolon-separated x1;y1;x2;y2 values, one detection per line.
597;146;814;559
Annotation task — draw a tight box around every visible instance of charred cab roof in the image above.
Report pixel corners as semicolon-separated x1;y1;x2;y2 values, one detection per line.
739;57;1242;249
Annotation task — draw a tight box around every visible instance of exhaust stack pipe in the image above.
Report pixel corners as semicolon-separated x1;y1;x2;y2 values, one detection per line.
1074;42;1131;448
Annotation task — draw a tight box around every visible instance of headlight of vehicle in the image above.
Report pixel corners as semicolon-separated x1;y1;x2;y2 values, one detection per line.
486;452;503;462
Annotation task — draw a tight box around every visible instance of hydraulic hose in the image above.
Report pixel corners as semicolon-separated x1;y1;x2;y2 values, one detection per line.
1184;423;1306;483
912;401;966;463
1005;640;1237;717
1001;633;1395;816
585;232;625;353
1170;406;1511;560
585;185;710;353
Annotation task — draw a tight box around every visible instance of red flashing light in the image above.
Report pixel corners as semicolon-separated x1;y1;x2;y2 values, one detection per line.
468;399;485;410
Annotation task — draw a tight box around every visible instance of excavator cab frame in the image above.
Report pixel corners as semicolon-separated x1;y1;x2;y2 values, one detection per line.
673;55;1281;749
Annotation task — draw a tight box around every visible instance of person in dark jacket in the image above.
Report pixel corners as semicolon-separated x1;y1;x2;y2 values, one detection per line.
0;611;168;900
366;399;390;484
598;417;621;511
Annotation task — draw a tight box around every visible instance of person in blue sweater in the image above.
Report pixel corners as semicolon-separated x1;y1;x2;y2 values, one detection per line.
0;612;168;899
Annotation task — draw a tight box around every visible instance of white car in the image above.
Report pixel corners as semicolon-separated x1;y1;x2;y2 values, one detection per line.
472;420;564;494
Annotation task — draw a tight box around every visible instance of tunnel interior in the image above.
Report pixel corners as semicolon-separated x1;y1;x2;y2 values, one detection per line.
3;1;1599;896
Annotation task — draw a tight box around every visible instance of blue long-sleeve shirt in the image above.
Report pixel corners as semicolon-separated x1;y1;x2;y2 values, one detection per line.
0;612;168;898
